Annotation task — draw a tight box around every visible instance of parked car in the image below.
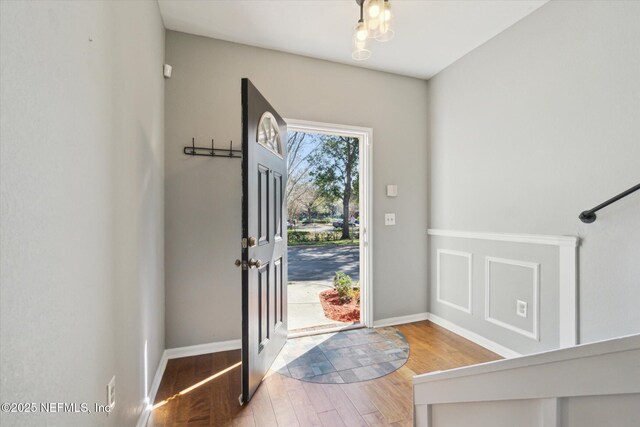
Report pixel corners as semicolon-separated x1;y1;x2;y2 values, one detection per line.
333;219;356;228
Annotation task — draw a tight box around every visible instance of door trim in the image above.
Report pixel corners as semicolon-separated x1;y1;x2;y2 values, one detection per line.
284;118;374;328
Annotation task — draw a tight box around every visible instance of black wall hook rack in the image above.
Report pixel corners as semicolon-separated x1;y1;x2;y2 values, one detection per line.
183;138;242;159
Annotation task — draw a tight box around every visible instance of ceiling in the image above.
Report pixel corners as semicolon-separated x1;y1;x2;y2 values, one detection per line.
158;0;548;80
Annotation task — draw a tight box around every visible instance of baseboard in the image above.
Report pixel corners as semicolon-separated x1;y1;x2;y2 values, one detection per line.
135;339;241;427
427;313;522;358
135;348;168;427
165;339;242;360
373;312;430;328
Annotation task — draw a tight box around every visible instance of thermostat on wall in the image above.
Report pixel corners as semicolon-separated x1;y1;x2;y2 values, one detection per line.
386;185;398;197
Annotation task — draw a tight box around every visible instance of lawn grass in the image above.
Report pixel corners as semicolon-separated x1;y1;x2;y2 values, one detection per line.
288;239;359;247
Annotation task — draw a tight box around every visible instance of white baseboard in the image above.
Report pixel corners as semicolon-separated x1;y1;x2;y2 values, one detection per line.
135;349;168;427
427;313;521;359
164;339;242;360
135;339;241;427
372;312;521;359
373;312;430;328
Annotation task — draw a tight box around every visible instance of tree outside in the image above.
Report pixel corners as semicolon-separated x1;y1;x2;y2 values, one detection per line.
286;131;359;244
309;136;359;240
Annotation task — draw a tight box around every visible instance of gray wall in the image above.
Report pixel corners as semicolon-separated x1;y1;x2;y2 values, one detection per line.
427;0;640;344
0;2;165;426
164;32;429;348
429;236;561;355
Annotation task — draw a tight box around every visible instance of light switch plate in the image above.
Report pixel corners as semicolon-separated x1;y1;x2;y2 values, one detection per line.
386;185;398;197
384;213;396;226
516;300;527;318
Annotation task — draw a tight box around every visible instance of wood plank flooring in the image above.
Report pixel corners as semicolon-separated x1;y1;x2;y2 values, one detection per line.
147;320;501;427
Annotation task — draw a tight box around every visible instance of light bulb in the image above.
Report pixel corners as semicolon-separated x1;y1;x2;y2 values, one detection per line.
352;23;371;61
367;0;381;18
376;0;394;41
355;20;368;41
368;15;379;31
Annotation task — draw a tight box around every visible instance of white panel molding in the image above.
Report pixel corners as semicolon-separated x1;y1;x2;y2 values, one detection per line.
485;256;540;341
373;312;430;328
558;245;578;347
427;229;579;247
427;313;521;358
428;229;579;346
541;398;561;427
436;249;473;314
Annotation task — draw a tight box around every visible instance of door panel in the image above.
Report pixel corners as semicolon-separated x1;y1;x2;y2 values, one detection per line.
273;172;283;240
274;257;283;327
241;78;288;403
258;164;269;245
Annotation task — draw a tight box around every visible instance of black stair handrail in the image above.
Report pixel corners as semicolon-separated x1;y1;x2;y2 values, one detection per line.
579;182;640;223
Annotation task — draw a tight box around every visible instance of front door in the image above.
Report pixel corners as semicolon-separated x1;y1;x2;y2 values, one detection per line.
240;78;288;403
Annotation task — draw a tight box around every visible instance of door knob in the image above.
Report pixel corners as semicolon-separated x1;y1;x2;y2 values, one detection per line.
247;258;262;269
235;259;243;268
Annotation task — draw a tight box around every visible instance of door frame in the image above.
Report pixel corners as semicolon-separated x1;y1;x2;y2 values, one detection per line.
284;118;373;328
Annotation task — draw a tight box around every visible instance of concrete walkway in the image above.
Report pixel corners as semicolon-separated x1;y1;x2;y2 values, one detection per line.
288;280;347;331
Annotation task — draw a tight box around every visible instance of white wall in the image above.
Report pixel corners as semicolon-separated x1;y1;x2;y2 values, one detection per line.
164;32;429;348
429;395;640;427
0;2;165;426
427;0;640;344
414;334;640;427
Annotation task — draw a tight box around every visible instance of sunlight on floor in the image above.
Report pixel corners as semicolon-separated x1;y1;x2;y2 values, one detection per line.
152;361;242;410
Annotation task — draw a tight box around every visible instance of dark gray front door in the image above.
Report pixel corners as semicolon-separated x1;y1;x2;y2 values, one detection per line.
241;78;288;403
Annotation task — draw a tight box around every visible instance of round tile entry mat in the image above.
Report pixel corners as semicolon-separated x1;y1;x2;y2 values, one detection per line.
271;327;410;384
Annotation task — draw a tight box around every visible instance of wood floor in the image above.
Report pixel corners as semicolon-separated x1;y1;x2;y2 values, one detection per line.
147;320;501;427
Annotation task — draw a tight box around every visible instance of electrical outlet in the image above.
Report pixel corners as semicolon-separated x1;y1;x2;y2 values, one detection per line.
516;300;528;318
384;213;396;226
107;376;116;410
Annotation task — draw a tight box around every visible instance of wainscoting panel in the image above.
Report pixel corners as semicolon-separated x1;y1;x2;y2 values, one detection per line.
428;230;578;355
436;249;473;314
485;257;539;341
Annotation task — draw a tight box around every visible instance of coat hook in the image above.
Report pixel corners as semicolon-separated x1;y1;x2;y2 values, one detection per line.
182;137;241;159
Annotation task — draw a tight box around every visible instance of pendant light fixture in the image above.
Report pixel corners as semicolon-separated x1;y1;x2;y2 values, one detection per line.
352;0;371;61
351;0;394;61
376;0;394;42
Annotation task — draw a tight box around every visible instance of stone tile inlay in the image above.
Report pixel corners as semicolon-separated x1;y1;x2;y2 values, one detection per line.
272;327;410;384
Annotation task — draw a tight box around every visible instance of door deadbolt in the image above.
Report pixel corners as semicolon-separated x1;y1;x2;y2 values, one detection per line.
247;236;257;247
